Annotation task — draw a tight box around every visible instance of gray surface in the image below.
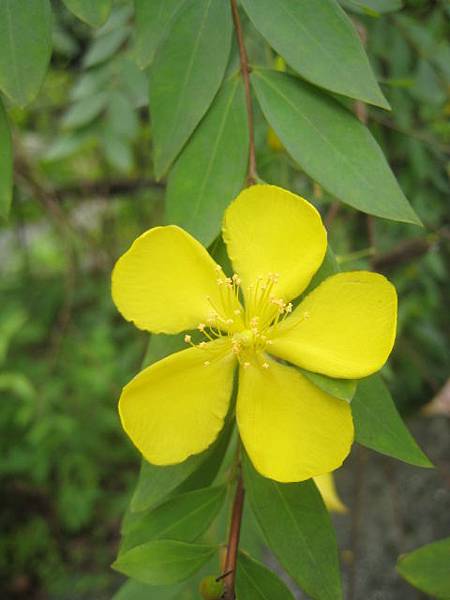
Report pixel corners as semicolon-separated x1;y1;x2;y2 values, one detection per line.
308;416;449;600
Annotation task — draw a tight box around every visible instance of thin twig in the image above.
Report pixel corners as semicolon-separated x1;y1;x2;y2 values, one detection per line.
223;473;245;600
230;0;257;185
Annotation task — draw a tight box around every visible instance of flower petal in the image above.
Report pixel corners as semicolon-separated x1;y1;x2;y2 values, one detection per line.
112;226;230;334
119;341;236;465
314;473;347;514
223;184;327;302
236;359;353;482
269;271;397;379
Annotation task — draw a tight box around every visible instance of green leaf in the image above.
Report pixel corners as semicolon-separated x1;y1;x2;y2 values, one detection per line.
241;0;388;108
149;0;232;179
113;558;217;599
0;0;52;107
107;91;139;140
62;92;109;129
112;540;217;585
236;553;295;600
352;374;433;468
62;0;112;27
252;70;421;225
113;579;179;600
134;0;187;69
397;538;450;599
0;97;13;220
243;455;342;600
166;77;248;246
340;0;403;16
130;418;232;513
121;485;227;552
300;369;357;403
131;453;211;514
83;26;130;68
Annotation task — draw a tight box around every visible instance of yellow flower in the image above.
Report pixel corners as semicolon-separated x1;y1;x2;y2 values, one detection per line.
314;473;347;514
112;185;397;483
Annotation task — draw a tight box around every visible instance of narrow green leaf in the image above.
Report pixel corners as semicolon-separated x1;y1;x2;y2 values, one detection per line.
112;540;217;585
301;369;357;403
130;417;232;513
397;538;450;599
113;558;216;599
236;553;295;600
340;0;403;15
243;455;342;600
353;374;433;468
0;97;13;220
252;70;421;225
134;0;187;69
0;0;52;107
62;92;109;129
166;77;248;246
121;485;227;552
62;0;112;27
241;0;388;108
131;453;210;514
150;0;232;179
83;26;130;68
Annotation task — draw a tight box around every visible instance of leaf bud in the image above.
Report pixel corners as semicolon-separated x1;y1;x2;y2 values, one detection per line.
199;575;224;599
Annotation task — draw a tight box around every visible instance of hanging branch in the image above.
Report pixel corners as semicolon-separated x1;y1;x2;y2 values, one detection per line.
230;0;257;185
222;473;245;600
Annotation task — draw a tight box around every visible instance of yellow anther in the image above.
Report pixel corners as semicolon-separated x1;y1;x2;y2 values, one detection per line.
184;334;192;343
243;361;251;368
199;341;207;348
262;362;269;369
204;360;211;367
198;323;206;331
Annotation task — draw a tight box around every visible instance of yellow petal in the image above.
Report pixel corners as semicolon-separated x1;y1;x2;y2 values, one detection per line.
269;271;397;379
119;341;236;465
223;185;327;302
112;226;231;334
236;358;353;482
314;473;347;514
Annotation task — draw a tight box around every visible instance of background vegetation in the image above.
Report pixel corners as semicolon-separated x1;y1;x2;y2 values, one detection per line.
0;0;448;598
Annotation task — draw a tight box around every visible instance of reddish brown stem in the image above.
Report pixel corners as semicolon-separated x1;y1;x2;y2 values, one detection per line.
230;0;257;185
223;474;245;600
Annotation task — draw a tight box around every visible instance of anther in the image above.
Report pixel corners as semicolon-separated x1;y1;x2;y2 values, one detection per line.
262;362;269;369
243;361;251;368
198;323;206;331
204;360;211;367
184;334;192;343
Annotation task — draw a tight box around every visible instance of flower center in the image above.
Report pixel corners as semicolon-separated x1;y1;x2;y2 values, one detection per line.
184;267;293;369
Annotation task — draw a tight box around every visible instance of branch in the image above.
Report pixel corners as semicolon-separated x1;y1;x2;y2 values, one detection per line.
222;473;245;600
372;233;442;272
230;0;257;185
51;177;164;201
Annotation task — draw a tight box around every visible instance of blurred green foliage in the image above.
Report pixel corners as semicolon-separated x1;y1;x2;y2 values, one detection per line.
0;0;448;598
